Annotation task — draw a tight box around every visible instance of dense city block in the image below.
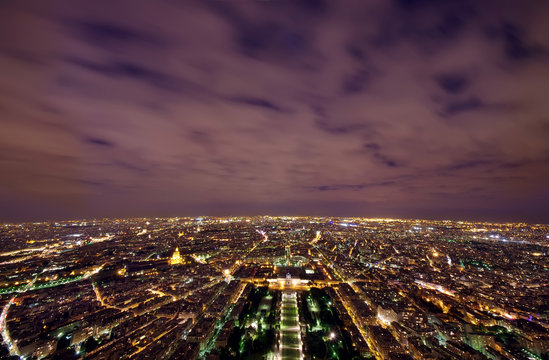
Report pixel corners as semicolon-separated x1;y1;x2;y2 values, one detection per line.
0;217;548;359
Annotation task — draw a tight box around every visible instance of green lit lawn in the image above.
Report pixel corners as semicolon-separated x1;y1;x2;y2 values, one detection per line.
279;292;302;359
282;347;301;359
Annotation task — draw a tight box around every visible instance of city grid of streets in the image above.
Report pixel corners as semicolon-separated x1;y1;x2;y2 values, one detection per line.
0;216;547;359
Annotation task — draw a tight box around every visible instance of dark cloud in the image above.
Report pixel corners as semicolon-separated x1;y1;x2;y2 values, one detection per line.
188;129;211;145
311;180;395;192
342;69;371;94
444;159;496;172
84;137;115;147
362;143;400;168
68;19;165;50
372;152;400;168
65;57;184;92
435;73;469;94
363;143;381;151
114;160;150;175
1;0;548;222
314;118;372;135
374;0;473;54
313;184;365;191
204;1;311;61
394;0;432;11
228;96;286;112
237;24;308;59
292;0;328;14
501;22;544;61
443;97;484;116
346;44;366;61
435;12;467;38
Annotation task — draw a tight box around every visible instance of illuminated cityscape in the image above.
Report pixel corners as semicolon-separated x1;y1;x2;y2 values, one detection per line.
2;0;549;359
0;216;547;359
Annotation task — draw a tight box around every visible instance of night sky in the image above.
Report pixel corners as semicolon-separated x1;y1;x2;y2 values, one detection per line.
1;0;549;222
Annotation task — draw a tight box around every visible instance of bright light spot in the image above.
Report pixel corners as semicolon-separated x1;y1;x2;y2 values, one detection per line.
329;332;336;340
223;269;230;276
377;313;391;326
117;268;126;276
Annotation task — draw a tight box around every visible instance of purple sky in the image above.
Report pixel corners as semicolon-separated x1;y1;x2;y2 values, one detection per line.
1;0;549;222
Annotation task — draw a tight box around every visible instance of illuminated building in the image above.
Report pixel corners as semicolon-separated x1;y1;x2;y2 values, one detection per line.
169;247;183;265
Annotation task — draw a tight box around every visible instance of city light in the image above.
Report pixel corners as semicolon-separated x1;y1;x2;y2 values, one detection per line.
0;217;545;359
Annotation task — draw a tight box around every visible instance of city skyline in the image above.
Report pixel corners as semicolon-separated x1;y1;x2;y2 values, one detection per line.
1;0;549;222
0;216;547;359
